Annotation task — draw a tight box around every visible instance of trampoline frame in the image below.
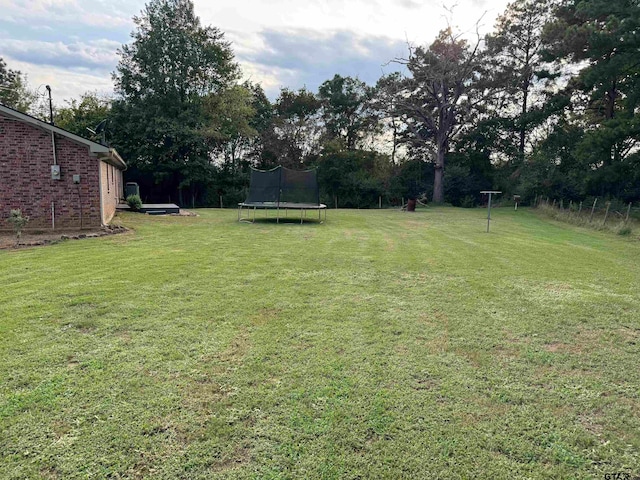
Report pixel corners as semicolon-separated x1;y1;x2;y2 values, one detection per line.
238;202;327;224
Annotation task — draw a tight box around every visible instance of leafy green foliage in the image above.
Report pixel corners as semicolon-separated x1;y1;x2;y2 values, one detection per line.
258;88;322;169
318;75;378;150
125;194;143;211
54;92;111;141
536;0;640;200
0;57;35;113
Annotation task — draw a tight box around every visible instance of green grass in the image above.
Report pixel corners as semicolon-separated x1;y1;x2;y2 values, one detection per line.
1;207;639;479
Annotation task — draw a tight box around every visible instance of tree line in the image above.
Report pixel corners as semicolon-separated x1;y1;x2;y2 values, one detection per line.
2;0;639;208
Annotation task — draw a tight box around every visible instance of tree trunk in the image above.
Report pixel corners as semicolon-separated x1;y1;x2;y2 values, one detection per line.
519;81;529;164
432;146;445;203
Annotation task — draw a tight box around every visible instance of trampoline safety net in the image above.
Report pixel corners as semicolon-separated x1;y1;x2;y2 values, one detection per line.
244;166;320;205
245;167;281;203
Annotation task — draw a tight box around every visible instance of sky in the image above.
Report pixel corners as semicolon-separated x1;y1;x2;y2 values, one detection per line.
0;0;511;107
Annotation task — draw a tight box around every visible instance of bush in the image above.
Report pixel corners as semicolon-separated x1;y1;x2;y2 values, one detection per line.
126;194;143;211
616;224;632;236
8;209;29;246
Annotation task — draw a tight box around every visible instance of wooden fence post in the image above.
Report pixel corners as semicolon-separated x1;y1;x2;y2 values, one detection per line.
603;201;611;226
219;195;223;209
589;198;598;223
578;201;583;215
626;202;632;223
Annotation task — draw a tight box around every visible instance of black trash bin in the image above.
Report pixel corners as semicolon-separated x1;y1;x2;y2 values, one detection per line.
125;182;140;198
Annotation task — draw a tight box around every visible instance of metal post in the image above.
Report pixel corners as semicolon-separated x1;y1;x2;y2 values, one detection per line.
46;85;54;125
487;193;492;233
481;191;501;233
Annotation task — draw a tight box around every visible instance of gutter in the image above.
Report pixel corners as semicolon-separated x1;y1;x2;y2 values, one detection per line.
97;149;127;170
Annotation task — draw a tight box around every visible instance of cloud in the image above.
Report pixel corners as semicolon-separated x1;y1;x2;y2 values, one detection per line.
0;0;139;28
2;39;120;72
0;0;513;104
5;56;114;104
398;0;422;8
237;28;408;97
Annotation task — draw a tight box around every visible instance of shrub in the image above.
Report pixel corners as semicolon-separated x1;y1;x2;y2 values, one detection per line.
616;224;632;236
126;194;143;211
8;209;29;246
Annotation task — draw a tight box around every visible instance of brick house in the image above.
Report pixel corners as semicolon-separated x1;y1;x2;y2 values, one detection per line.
0;103;126;230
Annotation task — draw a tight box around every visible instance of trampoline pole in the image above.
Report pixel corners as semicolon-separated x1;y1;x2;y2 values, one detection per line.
253;206;256;223
277;206;279;224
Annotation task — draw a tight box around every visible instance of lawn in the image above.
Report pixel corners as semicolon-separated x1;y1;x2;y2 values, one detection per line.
1;207;639;479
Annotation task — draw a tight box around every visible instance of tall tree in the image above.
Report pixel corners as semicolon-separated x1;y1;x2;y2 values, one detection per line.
392;28;482;203
542;0;640;199
55;92;112;141
484;0;555;164
259;88;322;168
203;83;258;168
0;58;35;112
110;0;239;204
317;75;378;150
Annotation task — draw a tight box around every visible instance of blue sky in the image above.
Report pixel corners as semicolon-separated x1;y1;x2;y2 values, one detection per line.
0;0;510;106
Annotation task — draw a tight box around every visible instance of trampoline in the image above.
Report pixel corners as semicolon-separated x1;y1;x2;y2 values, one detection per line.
238;166;327;224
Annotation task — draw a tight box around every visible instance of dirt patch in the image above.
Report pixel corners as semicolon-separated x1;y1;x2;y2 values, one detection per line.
543;329;601;354
250;308;281;326
174;209;198;216
217;329;251;364
577;410;605;438
0;225;128;249
212;446;251;472
618;325;640;343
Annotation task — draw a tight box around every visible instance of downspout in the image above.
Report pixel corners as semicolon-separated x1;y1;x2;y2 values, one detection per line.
98;159;105;226
51;132;58;165
47;85;58;230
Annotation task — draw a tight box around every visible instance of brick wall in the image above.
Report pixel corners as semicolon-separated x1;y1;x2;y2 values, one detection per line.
0;115;102;230
100;160;123;224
